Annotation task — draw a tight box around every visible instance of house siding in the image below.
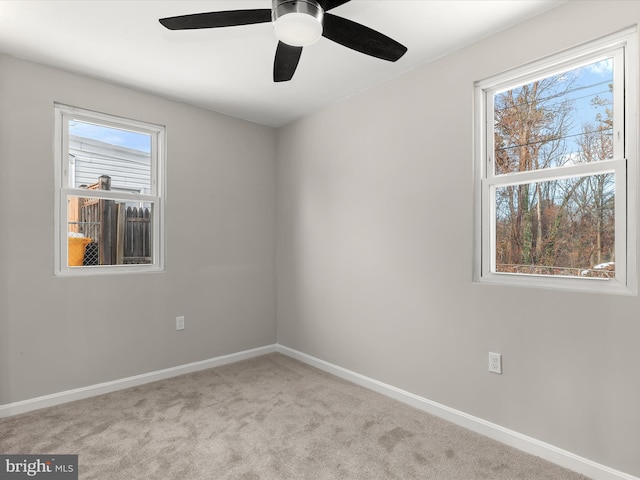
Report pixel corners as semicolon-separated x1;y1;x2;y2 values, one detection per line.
70;135;151;194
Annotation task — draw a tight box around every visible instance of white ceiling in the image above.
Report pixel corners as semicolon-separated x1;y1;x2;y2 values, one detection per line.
0;0;565;127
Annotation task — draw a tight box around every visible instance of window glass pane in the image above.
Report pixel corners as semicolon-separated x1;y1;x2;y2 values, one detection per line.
67;195;153;267
495;174;615;278
494;58;614;175
68;120;152;194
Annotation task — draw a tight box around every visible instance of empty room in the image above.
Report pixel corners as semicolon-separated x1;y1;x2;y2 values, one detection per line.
0;1;639;479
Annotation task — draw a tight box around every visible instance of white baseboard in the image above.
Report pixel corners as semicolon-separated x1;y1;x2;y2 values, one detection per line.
0;344;277;418
2;343;637;480
276;344;639;480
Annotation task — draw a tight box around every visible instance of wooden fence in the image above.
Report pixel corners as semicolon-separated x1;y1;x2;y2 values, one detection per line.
68;175;151;265
122;206;151;264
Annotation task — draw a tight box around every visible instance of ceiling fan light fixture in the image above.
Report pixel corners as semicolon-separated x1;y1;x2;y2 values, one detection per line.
272;0;324;47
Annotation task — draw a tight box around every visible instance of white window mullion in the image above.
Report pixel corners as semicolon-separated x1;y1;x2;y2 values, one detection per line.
153;200;162;268
614;163;626;285
623;31;638;295
486;91;496;180
612;47;625;161
62;187;158;204
487;160;621;188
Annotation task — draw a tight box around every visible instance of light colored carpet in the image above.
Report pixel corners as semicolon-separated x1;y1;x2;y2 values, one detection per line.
0;353;589;479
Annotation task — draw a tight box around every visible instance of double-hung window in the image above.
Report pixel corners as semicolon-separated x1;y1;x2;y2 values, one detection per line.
474;28;637;294
54;104;165;275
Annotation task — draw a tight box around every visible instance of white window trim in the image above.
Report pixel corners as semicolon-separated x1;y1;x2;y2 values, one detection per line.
54;104;166;276
473;27;638;295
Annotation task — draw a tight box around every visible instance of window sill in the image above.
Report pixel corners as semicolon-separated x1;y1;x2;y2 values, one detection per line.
474;271;636;296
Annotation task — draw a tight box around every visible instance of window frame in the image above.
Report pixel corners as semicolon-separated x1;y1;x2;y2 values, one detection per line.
54;104;166;276
473;28;638;295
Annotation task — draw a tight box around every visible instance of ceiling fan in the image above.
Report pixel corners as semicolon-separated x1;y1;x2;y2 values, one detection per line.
159;0;407;82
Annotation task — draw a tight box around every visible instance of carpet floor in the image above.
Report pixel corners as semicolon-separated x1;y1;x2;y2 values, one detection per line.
0;353;590;479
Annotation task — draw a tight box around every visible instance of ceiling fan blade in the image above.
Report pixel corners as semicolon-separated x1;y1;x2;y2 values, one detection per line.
322;13;407;62
317;0;352;11
159;9;272;30
274;42;303;82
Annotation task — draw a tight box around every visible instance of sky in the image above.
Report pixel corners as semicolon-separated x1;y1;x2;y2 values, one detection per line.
69;120;151;153
494;56;614;171
570;58;613;125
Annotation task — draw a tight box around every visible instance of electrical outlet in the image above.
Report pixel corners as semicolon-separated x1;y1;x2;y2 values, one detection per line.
488;352;502;374
176;316;185;331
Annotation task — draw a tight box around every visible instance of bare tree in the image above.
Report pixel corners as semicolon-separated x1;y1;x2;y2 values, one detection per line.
494;74;573;271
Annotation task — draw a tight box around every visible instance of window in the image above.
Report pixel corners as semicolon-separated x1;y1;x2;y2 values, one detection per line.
54;104;165;275
474;28;637;294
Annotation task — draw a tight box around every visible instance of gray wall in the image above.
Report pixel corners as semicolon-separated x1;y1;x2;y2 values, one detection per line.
0;54;277;404
276;1;640;477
